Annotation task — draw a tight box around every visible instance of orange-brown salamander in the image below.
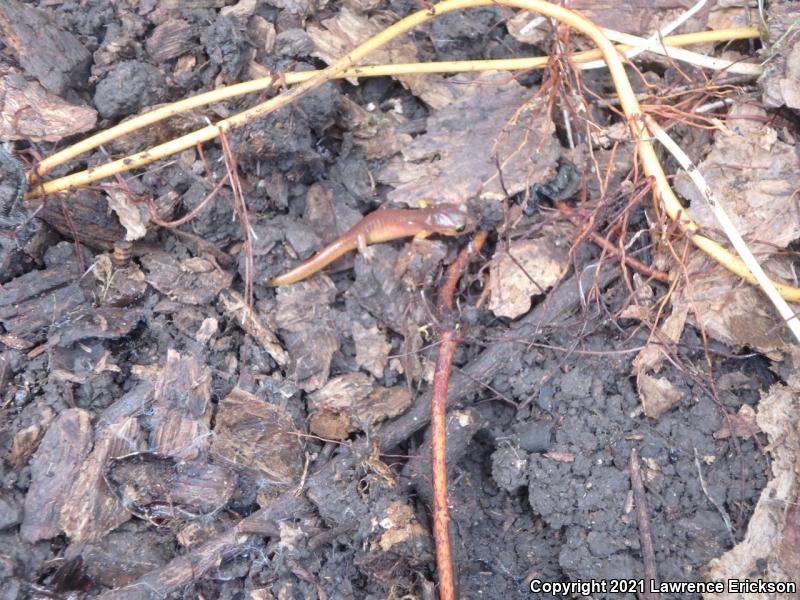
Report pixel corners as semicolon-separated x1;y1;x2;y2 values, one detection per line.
267;203;476;287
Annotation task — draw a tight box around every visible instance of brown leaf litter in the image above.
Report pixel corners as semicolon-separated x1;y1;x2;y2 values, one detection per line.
702;350;800;599
307;6;455;109
378;71;560;206
487;221;571;319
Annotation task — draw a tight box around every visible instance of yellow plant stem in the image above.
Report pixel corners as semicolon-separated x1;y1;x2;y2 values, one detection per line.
29;26;756;182
24;0;800;304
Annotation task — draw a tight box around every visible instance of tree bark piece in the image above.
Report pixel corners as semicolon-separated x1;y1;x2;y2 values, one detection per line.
20;409;92;542
0;0;90;94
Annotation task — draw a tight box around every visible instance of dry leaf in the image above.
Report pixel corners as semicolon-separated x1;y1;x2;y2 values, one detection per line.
702;375;800;598
308;7;454;108
713;404;761;440
488;223;570;319
352;321;391;378
674;103;800;249
671;252;793;357
378;72;560;206
637;372;682;419
632;304;689;374
106;188;149;241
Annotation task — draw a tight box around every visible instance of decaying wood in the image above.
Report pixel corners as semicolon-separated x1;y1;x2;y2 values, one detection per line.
218;289;289;366
403;408;485;507
0;67;97;142
0;0;90;94
99;268;618;597
147;350;212;459
0;263;87;345
210;387;304;486
96;494;310;600
20;409;92;543
37;190;127;251
60;417;142;543
48;307;146;348
104;453;237;521
145;18;200;63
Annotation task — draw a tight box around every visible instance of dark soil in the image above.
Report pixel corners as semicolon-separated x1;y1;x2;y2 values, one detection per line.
0;1;779;599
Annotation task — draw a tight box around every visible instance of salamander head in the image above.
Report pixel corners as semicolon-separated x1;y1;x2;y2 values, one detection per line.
422;202;477;235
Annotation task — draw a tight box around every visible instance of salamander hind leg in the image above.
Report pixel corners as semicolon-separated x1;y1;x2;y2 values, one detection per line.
356;233;375;261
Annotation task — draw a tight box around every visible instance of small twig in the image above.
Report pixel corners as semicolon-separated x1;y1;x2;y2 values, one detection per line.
644;114;800;344
629;448;659;599
217;128;256;310
693;448;736;545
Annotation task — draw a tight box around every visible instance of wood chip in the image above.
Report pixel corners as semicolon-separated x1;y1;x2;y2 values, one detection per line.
61;417;142;543
145;18;199;63
0;67;96;142
142;252;234;305
9;408;54;467
0;276;86;344
219;289;289;366
0;0;90;94
20;408;92;543
274;277;339;391
308;373;412;439
352;321;391;378
147;350;212;459
210;387;304;486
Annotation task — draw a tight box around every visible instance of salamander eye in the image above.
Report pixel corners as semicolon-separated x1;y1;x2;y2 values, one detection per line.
454;222;466;232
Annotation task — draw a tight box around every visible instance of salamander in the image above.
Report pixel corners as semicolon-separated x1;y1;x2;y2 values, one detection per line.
266;202;476;287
